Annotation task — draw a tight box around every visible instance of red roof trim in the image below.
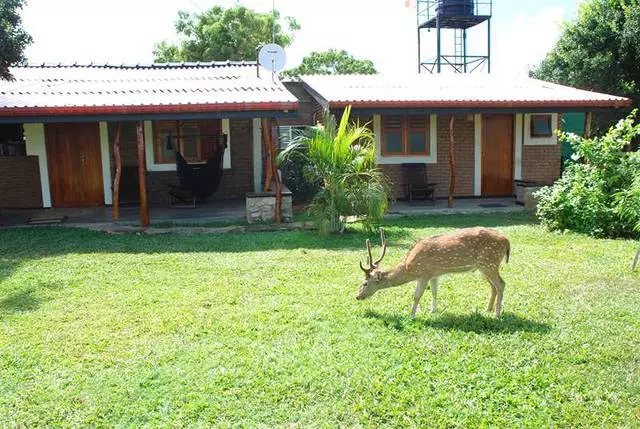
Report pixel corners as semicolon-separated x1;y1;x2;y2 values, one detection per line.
0;101;298;117
329;99;632;109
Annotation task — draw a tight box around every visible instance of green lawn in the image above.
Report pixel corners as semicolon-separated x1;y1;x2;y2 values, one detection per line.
1;213;639;427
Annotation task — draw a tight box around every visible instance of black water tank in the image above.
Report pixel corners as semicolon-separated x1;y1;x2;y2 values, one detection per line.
437;0;473;16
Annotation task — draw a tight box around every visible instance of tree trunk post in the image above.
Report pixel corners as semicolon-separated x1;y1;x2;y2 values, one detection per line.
260;118;281;223
136;122;149;228
584;112;593;138
448;116;456;208
273;119;282;224
112;122;122;222
262;119;273;192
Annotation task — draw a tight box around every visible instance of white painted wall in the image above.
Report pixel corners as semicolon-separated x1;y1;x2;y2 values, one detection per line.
523;113;559;146
474;114;482;196
23;123;51;208
145;119;232;172
373;114;438;164
514;114;524;180
98;122;112;205
222;119;231;170
252;118;263;192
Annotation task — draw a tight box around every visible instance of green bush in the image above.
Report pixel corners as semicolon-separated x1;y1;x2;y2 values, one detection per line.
277;106;390;233
279;150;321;203
535;110;640;238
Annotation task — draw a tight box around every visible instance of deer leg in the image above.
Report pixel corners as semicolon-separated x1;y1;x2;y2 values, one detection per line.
487;285;497;312
411;278;427;318
481;268;505;317
493;276;506;317
430;278;439;313
633;245;640;271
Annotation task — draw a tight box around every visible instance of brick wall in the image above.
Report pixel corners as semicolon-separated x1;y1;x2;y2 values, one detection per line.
380;114;476;200
521;144;562;185
146;119;254;204
106;119;254;205
0;156;43;208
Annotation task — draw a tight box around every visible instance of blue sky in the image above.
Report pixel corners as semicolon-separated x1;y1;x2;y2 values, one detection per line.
21;0;582;76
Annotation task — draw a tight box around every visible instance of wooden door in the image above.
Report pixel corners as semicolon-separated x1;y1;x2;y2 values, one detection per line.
482;115;514;196
46;123;104;207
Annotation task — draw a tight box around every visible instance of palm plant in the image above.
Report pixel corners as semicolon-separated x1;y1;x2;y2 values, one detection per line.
278;106;390;233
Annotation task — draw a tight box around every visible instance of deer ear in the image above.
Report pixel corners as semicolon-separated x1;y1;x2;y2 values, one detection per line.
374;271;383;281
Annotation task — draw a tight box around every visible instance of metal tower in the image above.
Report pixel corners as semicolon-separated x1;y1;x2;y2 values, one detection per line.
417;0;492;73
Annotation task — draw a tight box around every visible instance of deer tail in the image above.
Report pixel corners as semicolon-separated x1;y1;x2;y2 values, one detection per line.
504;242;510;264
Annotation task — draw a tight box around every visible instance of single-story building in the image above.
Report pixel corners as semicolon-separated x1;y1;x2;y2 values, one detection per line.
298;74;631;199
0;62;297;222
0;64;632;224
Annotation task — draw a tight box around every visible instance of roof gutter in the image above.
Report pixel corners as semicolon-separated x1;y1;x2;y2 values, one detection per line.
0;101;298;119
329;99;632;110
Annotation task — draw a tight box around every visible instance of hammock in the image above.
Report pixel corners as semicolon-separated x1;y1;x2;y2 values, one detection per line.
168;134;227;201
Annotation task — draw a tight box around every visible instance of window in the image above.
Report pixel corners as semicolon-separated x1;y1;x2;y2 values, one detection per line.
154;120;220;164
530;114;553;138
381;115;430;156
278;125;310;150
0;124;26;156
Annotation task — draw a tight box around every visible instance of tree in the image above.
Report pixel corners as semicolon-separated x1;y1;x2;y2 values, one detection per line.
278;106;389;234
535;110;640;238
282;49;376;78
0;0;32;80
153;6;299;62
531;0;640;128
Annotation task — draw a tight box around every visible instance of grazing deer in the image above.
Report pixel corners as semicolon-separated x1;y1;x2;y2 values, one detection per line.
356;227;511;317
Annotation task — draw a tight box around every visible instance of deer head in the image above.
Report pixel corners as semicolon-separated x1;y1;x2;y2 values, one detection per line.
356;228;387;300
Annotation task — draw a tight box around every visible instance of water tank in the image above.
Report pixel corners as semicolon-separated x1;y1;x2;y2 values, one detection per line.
437;0;474;16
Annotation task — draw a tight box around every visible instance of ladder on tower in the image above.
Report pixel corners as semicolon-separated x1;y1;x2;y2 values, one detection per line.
454;28;464;73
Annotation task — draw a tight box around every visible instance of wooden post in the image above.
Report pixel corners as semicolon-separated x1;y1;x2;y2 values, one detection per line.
260;118;281;223
273;119;282;224
112;122;122;222
448;116;456;208
262;119;273;192
136;122;149;228
584;112;593;138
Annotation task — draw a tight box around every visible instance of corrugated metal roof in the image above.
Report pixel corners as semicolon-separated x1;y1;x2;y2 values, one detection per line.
0;63;298;117
301;74;631;109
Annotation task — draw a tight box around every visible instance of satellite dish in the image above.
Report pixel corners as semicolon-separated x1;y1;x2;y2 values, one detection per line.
258;44;286;72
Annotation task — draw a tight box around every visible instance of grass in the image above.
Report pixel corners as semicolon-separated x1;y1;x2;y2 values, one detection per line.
0;212;639;427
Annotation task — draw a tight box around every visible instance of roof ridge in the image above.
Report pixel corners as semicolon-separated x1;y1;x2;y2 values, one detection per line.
20;61;258;69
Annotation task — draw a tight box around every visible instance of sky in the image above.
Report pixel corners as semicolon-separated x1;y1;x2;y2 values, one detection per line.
20;0;582;76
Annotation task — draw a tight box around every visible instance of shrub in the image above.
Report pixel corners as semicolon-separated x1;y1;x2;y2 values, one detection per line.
277;106;390;233
279;147;321;204
535;110;640;238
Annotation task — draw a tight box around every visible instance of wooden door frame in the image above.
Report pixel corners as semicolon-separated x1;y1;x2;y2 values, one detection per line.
45;123;105;208
481;114;515;197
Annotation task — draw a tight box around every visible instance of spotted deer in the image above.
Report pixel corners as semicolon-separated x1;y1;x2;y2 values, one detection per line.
356;227;511;317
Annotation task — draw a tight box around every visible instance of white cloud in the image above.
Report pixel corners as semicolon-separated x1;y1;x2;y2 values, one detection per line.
491;7;566;76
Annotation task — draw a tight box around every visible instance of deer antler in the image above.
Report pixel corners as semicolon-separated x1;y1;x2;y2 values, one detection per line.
361;229;387;272
372;228;387;266
360;239;374;273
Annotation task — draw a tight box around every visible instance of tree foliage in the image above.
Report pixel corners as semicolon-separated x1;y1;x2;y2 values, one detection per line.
531;0;640;127
0;0;31;80
278;106;389;233
535;110;640;238
281;49;376;78
154;6;300;62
